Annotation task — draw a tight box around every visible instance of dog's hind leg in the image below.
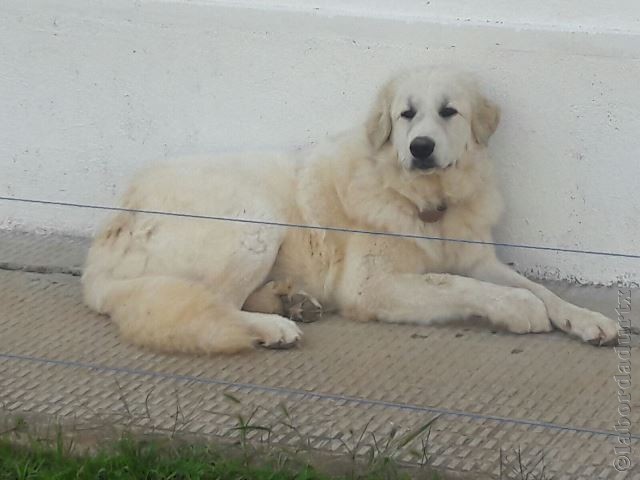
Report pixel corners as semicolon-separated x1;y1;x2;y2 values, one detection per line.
244;280;294;315
83;211;303;353
244;280;325;323
87;275;301;354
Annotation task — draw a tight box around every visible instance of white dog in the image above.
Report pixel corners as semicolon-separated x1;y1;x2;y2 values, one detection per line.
82;66;619;354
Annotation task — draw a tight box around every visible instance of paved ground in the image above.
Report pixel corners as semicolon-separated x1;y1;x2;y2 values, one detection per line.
0;230;638;479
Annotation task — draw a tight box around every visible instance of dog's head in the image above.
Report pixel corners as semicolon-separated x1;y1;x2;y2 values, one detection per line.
365;67;500;172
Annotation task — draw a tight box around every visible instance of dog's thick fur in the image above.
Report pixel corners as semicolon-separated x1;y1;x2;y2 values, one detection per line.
83;67;618;354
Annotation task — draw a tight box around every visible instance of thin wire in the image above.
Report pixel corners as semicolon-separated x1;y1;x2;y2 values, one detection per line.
1;352;635;440
1;195;639;259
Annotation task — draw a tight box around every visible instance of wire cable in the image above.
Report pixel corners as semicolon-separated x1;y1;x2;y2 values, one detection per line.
1;196;638;260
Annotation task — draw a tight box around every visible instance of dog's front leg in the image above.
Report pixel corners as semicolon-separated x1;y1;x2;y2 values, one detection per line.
470;258;618;345
348;273;552;335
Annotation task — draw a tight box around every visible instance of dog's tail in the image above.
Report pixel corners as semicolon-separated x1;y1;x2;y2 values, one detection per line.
82;273;259;354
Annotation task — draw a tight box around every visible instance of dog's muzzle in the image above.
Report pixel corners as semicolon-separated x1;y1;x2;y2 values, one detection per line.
410;136;436;170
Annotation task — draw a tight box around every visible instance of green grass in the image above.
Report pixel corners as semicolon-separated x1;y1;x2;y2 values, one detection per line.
0;435;446;480
0;409;552;480
0;436;326;480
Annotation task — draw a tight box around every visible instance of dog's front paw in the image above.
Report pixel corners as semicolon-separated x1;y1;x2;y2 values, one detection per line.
553;306;618;346
490;288;553;334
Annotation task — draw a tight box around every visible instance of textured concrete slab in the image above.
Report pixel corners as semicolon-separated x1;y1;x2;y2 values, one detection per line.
0;230;638;479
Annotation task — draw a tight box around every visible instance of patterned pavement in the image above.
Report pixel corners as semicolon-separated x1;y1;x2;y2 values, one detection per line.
0;230;638;479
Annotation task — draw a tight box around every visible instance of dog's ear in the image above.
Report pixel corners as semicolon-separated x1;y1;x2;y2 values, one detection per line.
365;81;394;150
471;94;500;146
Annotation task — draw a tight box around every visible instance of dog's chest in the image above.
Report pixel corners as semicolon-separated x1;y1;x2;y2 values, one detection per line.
414;205;492;273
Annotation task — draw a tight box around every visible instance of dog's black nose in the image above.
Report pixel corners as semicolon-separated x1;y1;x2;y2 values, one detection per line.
410;136;436;169
410;136;435;159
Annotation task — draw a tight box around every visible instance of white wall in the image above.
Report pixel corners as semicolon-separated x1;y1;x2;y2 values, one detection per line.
1;0;639;285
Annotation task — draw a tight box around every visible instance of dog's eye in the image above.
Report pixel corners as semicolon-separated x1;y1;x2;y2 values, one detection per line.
401;108;416;120
439;106;458;118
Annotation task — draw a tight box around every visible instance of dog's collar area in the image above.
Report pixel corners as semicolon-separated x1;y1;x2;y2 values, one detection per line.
418;203;448;223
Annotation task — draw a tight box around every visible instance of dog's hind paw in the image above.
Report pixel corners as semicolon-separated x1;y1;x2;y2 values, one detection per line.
255;316;302;349
281;291;325;323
